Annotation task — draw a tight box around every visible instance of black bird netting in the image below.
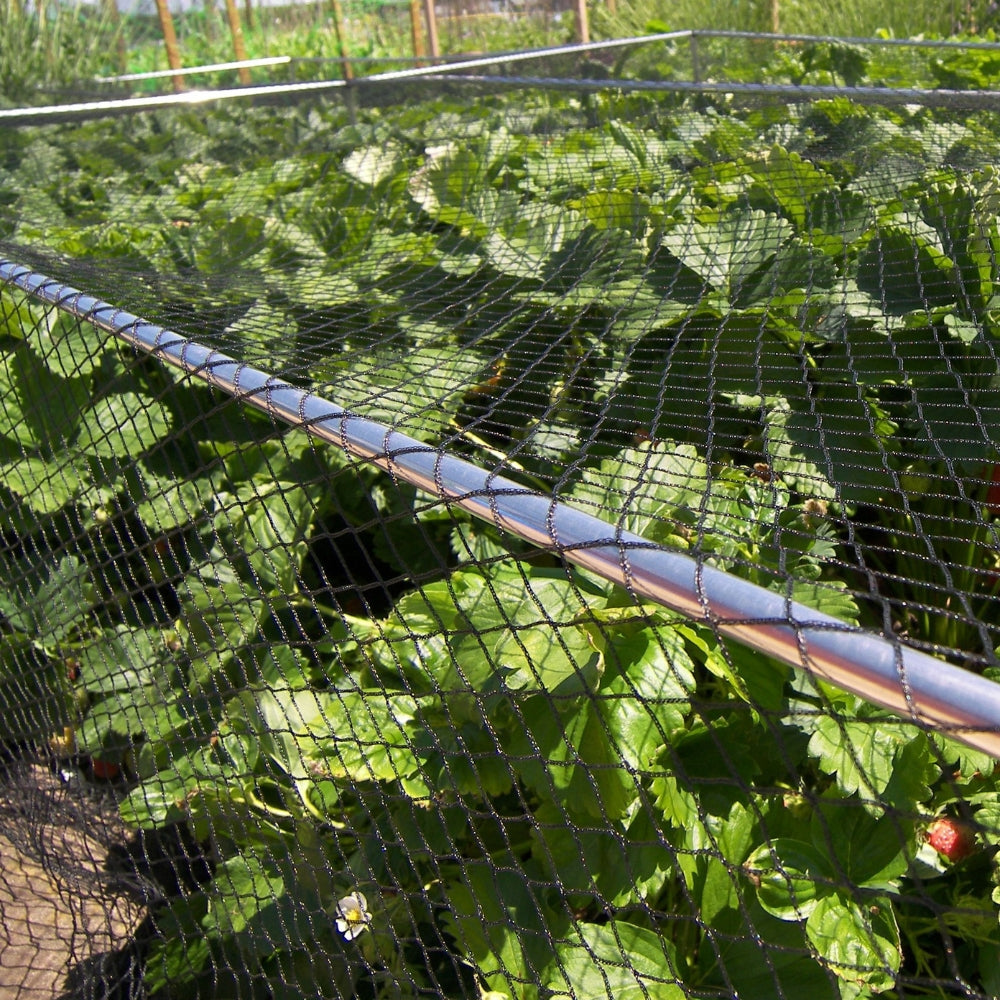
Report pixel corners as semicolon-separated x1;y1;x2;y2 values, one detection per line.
5;32;1000;1000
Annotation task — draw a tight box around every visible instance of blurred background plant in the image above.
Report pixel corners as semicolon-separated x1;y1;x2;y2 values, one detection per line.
5;0;1000;104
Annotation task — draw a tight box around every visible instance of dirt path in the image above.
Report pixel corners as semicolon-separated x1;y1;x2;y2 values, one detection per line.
0;762;144;999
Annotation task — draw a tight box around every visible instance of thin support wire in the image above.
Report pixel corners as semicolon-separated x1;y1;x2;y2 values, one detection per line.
0;32;693;125
10;30;1000;125
2;259;1000;754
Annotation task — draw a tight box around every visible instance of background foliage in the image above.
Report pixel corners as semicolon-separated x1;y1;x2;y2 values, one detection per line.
3;0;1000;103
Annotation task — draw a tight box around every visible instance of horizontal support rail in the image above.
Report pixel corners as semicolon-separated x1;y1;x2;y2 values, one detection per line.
3;259;1000;756
96;56;294;84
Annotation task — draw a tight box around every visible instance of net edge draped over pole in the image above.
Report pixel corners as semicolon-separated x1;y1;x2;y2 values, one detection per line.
3;259;999;756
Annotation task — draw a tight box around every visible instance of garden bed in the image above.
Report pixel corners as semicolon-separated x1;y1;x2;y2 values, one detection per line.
3;43;1000;997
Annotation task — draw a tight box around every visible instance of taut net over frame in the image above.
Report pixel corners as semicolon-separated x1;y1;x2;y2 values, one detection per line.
3;34;1000;1000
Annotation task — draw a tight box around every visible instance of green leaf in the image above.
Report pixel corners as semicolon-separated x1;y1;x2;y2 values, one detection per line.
571;188;656;233
222;299;301;373
655;717;762;821
391;566;605;696
341;141;405;188
746;837;836;920
497;619;603;695
787;577;861;623
572;442;711;543
807;715;929;811
650;774;699;832
762;391;897;504
0;635;72;741
306;689;420;786
142;895;215;994
810;800;911;890
856;217;960;314
599;621;696;769
444;861;558;1000
27;310;116;380
208;853;288;935
549;921;685;1000
119;764;195;828
180;577;266;657
698;803;756;924
715;638;790;713
414;718;513;798
749;145;838;230
600;313;806;453
507;693;591;799
531;801;673;907
0;343;90;450
483;202;587;281
224;483;316;595
0;554;93;645
76;625;173;695
700;898;841;1000
657;209;833;306
134;463;213;533
0;453;90;513
76;391;172;459
805;893;901;991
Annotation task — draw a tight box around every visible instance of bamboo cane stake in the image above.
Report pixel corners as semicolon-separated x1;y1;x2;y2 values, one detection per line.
424;0;440;60
329;0;353;81
575;0;589;44
153;0;185;92
223;0;252;83
410;0;426;63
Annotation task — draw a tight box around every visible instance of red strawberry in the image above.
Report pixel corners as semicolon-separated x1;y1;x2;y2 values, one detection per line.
927;817;977;862
90;758;121;781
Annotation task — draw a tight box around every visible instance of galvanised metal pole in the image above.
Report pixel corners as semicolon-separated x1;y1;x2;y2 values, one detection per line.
3;259;1000;756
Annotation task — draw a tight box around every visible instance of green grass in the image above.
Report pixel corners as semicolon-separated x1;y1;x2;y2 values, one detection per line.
596;0;997;39
0;0;126;101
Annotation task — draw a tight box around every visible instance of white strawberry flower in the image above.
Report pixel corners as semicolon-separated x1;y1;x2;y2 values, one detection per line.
334;891;371;940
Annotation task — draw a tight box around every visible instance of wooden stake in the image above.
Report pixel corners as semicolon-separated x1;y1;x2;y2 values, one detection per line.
410;0;426;62
424;0;440;60
770;0;779;33
154;0;184;92
574;0;589;44
223;0;252;83
329;0;353;80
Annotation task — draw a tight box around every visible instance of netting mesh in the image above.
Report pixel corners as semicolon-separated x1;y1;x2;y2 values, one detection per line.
4;35;1000;1000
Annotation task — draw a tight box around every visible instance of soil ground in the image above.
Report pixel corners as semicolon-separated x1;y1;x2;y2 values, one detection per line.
0;761;144;999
